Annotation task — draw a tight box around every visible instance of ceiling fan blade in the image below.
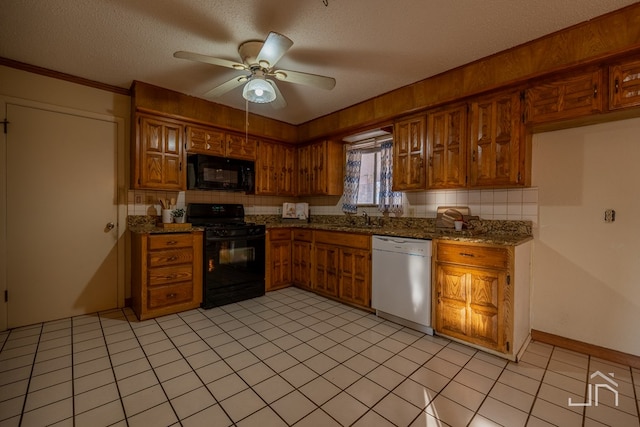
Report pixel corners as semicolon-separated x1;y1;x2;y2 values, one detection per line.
174;51;247;70
273;69;336;90
267;79;287;109
256;32;293;68
204;75;248;98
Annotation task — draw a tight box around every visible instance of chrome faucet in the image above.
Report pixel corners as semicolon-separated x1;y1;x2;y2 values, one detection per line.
362;210;370;225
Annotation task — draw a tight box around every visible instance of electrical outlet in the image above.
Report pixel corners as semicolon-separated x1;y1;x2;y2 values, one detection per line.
277;207;282;214
408;207;415;217
135;194;142;204
604;209;615;223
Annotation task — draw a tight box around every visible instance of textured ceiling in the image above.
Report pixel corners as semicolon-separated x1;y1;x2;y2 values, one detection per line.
1;0;637;125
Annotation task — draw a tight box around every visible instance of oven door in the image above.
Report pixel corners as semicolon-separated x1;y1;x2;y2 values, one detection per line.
202;233;266;307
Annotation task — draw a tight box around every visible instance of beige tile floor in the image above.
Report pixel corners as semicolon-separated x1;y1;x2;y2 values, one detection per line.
0;287;638;426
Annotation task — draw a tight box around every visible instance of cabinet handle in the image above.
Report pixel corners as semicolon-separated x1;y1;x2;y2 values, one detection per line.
166;240;178;245
166;293;177;299
459;252;475;257
472;150;476;162
593;84;598;98
429;156;433;167
614;78;619;93
167;256;177;261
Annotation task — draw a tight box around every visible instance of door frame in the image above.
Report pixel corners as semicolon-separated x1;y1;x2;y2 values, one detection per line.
0;96;127;331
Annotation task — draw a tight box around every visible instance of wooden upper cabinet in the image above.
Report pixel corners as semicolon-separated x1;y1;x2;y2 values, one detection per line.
426;105;467;189
226;133;257;161
609;57;640;110
185;125;225;156
296;140;343;196
133;114;185;190
393;115;426;191
525;68;603;124
256;141;296;196
469;91;527;187
185;124;256;161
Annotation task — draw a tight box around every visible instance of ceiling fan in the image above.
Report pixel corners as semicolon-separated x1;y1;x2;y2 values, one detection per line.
174;32;336;109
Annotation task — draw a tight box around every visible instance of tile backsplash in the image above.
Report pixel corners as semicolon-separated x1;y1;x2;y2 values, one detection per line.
127;187;538;225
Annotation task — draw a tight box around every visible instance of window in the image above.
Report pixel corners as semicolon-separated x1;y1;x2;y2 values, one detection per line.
356;149;381;205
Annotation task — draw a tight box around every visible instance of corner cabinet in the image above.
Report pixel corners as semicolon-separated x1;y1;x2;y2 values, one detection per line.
314;231;371;308
426;105;467;189
433;239;532;360
469;90;529;187
256;141;296;196
265;228;292;291
291;229;313;291
297;140;343;196
132;114;186;190
131;231;203;320
393;115;426;191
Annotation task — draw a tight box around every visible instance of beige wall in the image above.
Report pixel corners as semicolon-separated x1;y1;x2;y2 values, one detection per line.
531;117;640;356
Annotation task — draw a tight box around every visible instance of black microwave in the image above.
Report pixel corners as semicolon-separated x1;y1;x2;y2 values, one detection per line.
187;154;255;192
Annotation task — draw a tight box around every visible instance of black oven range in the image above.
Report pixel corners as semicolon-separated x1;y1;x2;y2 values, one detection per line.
187;203;266;309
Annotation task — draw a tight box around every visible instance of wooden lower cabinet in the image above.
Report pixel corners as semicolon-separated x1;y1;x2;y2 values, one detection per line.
314;231;371;308
292;230;313;290
265;228;372;309
433;239;531;360
131;231;203;320
265;228;292;291
314;243;340;297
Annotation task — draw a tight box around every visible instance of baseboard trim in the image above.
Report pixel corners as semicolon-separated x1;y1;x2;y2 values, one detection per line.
531;329;640;370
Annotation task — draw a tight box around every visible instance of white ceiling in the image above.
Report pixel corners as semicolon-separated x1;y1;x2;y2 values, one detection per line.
1;0;637;125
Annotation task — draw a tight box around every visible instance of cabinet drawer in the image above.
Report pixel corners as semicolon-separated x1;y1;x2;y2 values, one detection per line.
269;229;291;240
148;233;193;250
147;282;193;309
148;265;193;286
315;231;370;249
437;242;509;269
293;229;313;242
148;248;193;267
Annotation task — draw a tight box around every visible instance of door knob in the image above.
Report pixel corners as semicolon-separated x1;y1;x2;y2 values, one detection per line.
105;222;115;230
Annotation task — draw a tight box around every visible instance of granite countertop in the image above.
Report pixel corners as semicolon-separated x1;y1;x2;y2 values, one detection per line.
126;215;532;245
251;215;532;246
127;216;203;234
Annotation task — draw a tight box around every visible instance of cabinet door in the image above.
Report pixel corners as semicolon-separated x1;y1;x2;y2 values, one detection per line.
393;116;426;191
310;141;326;194
314;243;339;297
427;105;467;188
466;266;504;351
297;144;311;195
609;58;640;110
185;125;225;156
339;248;370;307
469;91;525;187
135;115;185;190
525;69;603;124
292;240;313;290
266;229;291;291
226;133;257;161
255;141;278;195
435;263;468;338
278;144;296;196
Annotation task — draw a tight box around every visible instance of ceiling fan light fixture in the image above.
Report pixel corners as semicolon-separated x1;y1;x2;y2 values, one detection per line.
243;77;276;103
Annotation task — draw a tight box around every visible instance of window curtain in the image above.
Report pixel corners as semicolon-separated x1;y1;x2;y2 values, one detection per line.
378;141;403;214
341;149;362;214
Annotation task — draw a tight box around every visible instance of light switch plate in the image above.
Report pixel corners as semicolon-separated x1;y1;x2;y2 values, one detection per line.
604;209;615;222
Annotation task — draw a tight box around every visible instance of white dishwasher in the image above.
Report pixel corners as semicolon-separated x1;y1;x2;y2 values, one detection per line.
371;235;433;335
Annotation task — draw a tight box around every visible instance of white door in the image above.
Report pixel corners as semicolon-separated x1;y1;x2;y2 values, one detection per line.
5;102;119;327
